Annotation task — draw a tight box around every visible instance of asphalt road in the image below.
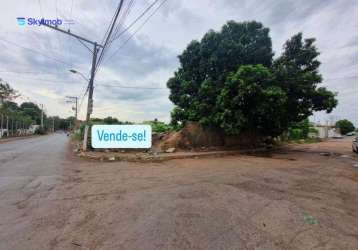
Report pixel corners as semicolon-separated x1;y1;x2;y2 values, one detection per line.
0;134;357;249
0;133;69;249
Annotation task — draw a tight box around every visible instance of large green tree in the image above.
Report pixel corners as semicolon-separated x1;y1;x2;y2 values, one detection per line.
336;119;355;135
273;33;337;124
216;64;287;135
167;21;337;137
168;21;273;127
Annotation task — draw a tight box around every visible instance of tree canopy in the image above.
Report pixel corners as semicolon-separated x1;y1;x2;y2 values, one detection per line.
20;102;43;125
0;80;77;134
0;79;19;104
336;119;355;135
167;21;337;136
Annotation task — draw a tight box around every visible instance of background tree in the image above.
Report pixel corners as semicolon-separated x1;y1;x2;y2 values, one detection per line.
62;116;76;130
20;102;43;125
0;79;19;105
103;116;120;124
2;101;19;112
335;119;355;135
0;80;73;134
167;21;338;137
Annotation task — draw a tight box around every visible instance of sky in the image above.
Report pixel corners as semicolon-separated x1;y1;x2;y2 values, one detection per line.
0;0;357;125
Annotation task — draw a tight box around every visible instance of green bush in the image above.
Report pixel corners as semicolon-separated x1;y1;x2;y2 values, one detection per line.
72;129;83;141
144;120;172;133
289;128;303;140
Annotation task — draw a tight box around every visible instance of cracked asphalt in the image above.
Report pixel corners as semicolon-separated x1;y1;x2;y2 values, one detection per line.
0;133;358;249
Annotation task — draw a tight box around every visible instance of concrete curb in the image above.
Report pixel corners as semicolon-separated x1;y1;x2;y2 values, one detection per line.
0;135;42;144
77;147;269;163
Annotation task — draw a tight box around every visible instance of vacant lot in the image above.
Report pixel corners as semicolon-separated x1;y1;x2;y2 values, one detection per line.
1;136;358;249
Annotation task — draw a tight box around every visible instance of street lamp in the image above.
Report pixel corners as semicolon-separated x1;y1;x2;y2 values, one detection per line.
69;69;89;82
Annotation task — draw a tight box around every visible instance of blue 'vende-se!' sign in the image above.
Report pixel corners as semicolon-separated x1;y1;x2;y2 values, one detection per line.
91;125;152;148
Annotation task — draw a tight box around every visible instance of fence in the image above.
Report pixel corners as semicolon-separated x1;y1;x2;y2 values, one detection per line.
0;112;35;139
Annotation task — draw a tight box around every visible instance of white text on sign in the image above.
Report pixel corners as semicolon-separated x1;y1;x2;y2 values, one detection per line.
91;125;152;148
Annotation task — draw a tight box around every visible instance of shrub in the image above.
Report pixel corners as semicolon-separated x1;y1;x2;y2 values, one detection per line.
289;128;303;140
144;120;172;133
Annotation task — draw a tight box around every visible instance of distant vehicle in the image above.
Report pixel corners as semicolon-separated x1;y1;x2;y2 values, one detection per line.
353;137;358;154
332;135;343;139
346;131;356;136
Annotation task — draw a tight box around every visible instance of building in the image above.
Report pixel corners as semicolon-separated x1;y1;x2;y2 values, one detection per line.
314;124;341;139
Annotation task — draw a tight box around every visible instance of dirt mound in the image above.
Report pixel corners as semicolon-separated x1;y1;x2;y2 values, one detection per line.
154;122;224;150
154;122;261;150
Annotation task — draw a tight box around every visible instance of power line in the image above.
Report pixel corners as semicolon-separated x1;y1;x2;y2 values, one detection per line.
110;0;161;44
0;70;49;74
325;75;358;81
107;0;136;46
70;0;74;17
38;0;67;82
0;71;165;89
102;0;168;65
100;7;118;46
99;0;125;54
55;0;70;81
38;0;43;15
97;82;167;89
95;0;164;74
42;0;125;123
98;0;135;60
78;86;89;114
95;0;137;60
95;0;126;74
1;74;82;84
2;70;358;82
76;70;92;115
0;37;72;67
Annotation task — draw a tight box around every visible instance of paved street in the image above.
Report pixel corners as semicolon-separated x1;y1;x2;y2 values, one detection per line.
0;134;69;249
0;134;67;206
0;135;358;249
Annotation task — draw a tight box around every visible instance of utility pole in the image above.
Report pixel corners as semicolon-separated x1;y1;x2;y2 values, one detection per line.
87;43;98;122
0;113;3;138
6;116;9;137
40;104;44;128
66;96;78;124
11;118;13;136
42;1;123;150
42;24;104;123
52;117;55;132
